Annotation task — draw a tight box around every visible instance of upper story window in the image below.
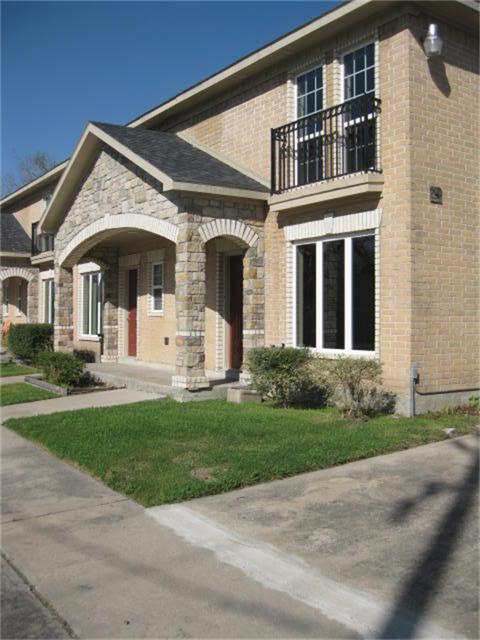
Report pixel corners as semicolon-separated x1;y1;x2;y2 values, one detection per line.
296;67;323;119
343;43;375;100
43;278;54;324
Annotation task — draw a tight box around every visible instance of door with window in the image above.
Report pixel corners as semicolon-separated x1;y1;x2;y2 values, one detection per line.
296;66;324;186
128;269;138;357
343;43;376;173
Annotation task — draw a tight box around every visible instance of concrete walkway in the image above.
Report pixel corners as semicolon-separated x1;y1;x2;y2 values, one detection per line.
0;375;28;385
1;418;478;638
1;426;342;639
1;388;163;420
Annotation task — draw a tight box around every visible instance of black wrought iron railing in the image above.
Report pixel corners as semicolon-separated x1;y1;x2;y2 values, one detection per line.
31;221;54;256
271;94;382;194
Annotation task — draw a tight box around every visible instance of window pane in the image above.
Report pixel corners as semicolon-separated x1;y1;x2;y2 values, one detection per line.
323;240;345;349
366;43;374;67
315;89;323;112
345;76;354;100
355;72;365;96
44;281;50;323
366;67;374;93
355;48;365;71
83;275;90;334
344;52;354;76
153;288;163;311
91;275;99;334
297;73;307;96
50;280;55;323
306;93;315;115
315;67;322;87
352;236;375;351
296;244;316;347
306;69;315;92
297;95;306;118
153;264;163;286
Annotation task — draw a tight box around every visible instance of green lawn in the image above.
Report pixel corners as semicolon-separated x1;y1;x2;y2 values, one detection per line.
1;382;57;406
5;399;477;506
0;362;37;378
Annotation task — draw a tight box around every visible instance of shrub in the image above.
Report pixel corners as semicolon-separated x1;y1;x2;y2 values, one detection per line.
246;346;330;408
37;351;84;388
322;356;395;418
73;349;96;363
8;323;53;363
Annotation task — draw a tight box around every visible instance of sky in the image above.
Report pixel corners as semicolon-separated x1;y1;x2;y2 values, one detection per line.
1;1;342;182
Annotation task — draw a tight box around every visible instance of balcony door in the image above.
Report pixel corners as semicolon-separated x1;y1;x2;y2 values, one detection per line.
296;66;324;186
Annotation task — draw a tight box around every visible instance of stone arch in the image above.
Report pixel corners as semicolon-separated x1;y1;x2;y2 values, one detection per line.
58;213;179;267
0;267;36;282
198;219;259;247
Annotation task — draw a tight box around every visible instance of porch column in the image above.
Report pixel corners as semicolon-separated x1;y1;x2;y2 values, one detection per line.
173;224;209;390
27;272;39;323
54;264;74;351
240;242;265;383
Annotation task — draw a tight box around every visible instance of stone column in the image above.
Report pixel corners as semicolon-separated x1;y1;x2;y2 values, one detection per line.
54;264;74;351
27;272;39;323
240;242;265;383
172;223;209;390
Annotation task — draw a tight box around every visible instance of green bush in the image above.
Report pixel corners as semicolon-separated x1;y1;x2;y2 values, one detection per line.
8;324;53;363
37;351;84;389
320;356;395;418
246;346;330;408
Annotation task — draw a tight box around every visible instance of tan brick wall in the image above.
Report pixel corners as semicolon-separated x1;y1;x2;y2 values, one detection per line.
408;14;479;393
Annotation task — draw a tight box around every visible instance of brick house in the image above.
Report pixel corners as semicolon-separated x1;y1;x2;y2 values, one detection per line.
1;0;478;413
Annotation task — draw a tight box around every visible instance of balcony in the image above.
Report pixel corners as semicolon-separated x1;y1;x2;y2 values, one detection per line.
271;94;382;202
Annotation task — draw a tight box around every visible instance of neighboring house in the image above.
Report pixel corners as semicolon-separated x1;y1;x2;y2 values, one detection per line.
0;0;478;413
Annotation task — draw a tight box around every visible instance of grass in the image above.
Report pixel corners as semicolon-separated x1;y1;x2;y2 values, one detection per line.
5;399;478;507
1;382;57;406
0;362;37;378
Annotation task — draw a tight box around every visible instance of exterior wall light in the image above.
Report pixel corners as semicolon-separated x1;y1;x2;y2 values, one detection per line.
423;23;443;58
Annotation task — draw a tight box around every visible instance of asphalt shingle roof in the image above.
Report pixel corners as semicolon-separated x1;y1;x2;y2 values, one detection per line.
93;122;269;194
0;214;31;253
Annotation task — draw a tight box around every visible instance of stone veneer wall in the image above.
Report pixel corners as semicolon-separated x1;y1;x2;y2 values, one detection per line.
54;146;266;388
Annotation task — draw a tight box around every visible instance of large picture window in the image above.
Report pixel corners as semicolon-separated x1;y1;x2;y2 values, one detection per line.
295;233;375;353
43;278;55;324
82;271;103;337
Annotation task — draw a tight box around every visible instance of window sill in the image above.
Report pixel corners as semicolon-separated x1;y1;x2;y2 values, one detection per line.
147;311;164;317
308;348;377;359
79;335;100;342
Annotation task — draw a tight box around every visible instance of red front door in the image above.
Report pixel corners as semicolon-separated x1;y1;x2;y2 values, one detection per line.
229;256;243;370
128;269;137;357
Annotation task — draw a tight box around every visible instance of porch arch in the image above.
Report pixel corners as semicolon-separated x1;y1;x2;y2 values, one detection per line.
0;267;36;282
198;219;259;248
58;213;179;267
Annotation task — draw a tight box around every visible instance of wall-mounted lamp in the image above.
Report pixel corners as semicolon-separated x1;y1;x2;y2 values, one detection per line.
423;23;443;58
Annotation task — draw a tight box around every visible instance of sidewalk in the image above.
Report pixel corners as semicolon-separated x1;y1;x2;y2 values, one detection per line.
0;375;29;385
1;389;163;420
0;426;341;639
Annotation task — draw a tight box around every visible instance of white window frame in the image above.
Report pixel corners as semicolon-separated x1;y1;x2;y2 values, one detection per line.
293;230;376;357
80;270;103;340
16;281;24;317
149;262;164;315
340;41;377;174
295;65;325;186
43;278;55;324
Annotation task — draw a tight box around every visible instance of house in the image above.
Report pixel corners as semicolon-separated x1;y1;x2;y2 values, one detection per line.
1;0;478;413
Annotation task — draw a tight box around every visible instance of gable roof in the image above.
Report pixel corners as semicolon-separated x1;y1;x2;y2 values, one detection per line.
93;122;269;193
40;122;269;233
0;214;31;254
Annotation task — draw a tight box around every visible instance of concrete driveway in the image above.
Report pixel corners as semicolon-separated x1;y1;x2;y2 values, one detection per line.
1;422;478;639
